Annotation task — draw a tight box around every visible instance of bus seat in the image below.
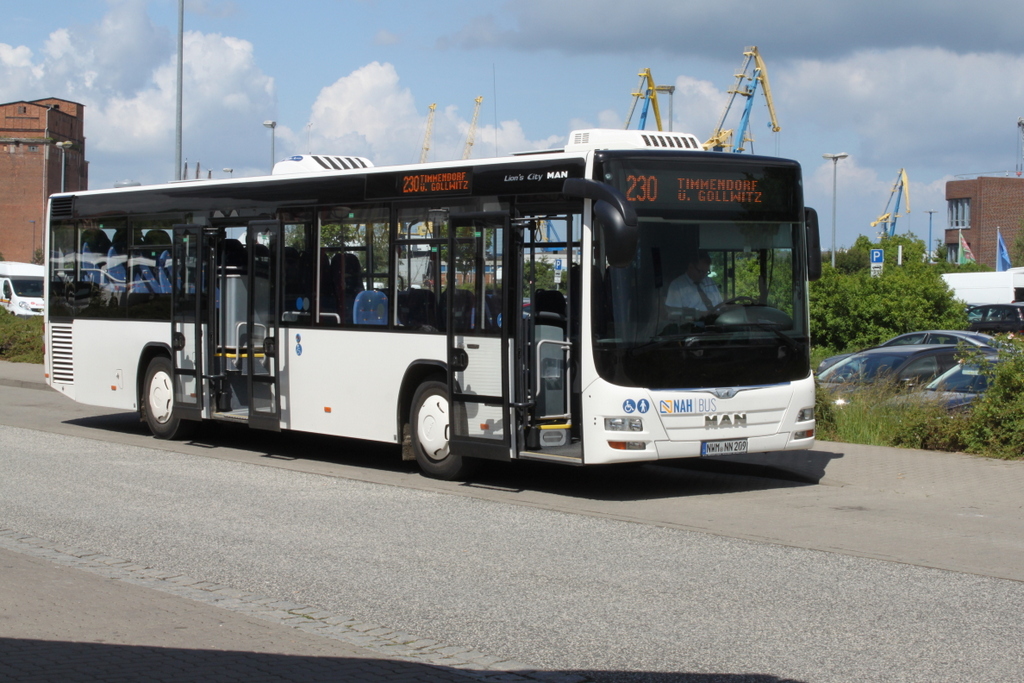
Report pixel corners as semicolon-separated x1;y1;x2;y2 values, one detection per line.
132;256;157;294
451;288;476;332
156;250;171;293
222;239;245;272
353;289;388;325
80;244;101;284
404;287;436;330
331;252;364;323
534;289;566;326
105;246;127;292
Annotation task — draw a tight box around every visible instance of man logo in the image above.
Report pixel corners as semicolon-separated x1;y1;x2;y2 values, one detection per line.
705;414;747;428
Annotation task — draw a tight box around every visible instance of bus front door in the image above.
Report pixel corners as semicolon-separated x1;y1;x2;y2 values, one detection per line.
445;212;514;461
518;216;578;461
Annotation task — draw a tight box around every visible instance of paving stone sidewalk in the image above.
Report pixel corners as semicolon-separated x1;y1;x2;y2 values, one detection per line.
0;530;588;683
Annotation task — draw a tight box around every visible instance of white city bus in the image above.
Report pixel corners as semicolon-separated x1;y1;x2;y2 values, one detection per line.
44;128;821;479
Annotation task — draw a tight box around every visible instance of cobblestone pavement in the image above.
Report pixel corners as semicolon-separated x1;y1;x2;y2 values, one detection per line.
0;530;589;683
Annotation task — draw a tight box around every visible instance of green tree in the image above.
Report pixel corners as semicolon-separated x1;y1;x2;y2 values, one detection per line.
810;236;968;353
1011;223;1024;267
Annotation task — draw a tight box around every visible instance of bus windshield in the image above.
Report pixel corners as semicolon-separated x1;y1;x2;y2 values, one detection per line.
594;155;809;390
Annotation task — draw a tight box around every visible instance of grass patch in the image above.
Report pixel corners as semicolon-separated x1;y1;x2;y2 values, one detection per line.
0;308;44;364
816;378;967;451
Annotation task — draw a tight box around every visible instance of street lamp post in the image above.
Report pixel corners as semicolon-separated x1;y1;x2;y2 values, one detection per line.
822;153;849;268
263;120;277;173
55;141;72;192
925;210;937;263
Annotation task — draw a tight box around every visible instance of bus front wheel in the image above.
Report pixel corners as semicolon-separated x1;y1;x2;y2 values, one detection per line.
142;356;195;440
410;380;473;480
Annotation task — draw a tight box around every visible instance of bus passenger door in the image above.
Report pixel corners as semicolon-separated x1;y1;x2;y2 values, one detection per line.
170;224;205;421
445;212;513;461
245;220;282;431
519;216;578;458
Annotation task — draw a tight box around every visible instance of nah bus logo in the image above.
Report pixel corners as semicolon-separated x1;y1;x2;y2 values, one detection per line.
659;398;717;414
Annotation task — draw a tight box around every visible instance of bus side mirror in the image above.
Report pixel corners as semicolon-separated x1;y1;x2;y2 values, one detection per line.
805;207;822;281
563;178;638;268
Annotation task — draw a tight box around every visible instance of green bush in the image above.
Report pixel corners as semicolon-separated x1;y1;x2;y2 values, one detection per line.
0;308;44;363
956;335;1024;459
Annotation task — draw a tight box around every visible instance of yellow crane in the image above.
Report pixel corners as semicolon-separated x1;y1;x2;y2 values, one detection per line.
704;46;780;152
870;169;911;237
462;96;484;160
419;103;436;164
624;68;673;131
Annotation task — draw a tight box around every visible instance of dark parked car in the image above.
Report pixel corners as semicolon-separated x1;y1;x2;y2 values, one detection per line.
815;330;993;375
966;304;1024;334
818;344;962;404
914;352;1000;412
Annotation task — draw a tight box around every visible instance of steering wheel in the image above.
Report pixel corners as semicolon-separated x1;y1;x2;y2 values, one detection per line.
712;296;755;312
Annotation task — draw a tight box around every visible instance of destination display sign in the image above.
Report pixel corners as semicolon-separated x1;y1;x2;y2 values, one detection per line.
365;159;586;200
401;168;472;196
604;158;800;219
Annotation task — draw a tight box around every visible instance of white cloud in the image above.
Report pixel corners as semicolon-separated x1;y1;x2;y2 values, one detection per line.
303;62;564;165
671;74;726;141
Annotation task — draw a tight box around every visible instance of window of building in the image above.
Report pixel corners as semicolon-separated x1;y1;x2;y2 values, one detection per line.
17;106;27;114
949;198;970;229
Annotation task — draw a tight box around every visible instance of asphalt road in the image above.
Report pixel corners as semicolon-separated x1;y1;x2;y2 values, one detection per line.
2;378;1023;682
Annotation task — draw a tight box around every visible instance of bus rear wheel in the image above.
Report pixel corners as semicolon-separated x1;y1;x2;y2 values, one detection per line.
142;356;196;440
410;380;473;480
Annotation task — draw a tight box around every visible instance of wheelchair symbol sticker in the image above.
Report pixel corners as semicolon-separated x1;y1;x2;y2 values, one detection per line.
623;399;651;414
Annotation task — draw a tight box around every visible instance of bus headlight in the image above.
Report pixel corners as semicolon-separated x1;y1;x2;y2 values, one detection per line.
605;417;643;432
797;407;814;422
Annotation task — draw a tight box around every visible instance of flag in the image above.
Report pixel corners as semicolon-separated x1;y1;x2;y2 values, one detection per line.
959;230;976;264
996;228;1012;271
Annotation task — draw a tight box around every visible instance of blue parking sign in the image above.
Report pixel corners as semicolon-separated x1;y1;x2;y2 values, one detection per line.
870;249;884;264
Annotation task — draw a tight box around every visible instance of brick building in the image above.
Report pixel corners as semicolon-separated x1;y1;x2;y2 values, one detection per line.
1;98;88;263
945;176;1024;267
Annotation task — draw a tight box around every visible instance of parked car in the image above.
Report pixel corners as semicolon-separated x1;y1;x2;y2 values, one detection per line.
815;330;993;375
913;352;1000;412
966;303;1024;334
818;344;962;404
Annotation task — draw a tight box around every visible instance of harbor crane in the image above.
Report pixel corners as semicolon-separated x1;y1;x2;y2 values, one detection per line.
420;103;437;164
870;168;912;237
462;96;483;160
704;46;780;153
624;69;674;131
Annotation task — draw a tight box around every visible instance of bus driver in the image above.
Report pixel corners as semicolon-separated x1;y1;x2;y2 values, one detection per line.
666;250;722;314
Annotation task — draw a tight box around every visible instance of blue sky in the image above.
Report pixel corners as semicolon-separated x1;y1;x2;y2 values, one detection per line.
5;0;1024;250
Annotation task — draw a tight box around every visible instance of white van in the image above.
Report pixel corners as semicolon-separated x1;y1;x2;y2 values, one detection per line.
0;262;45;317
